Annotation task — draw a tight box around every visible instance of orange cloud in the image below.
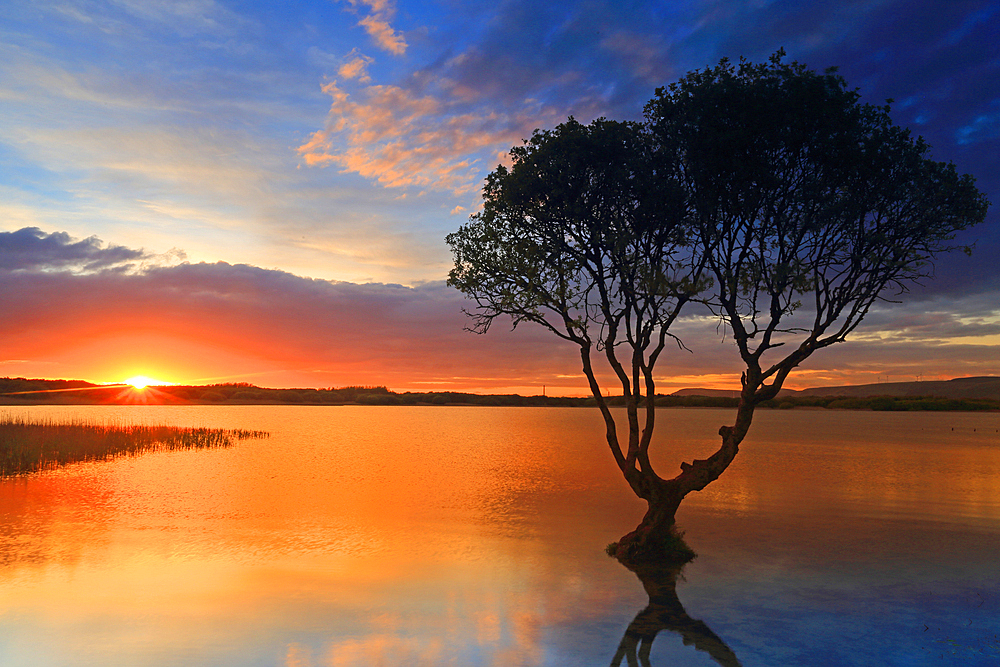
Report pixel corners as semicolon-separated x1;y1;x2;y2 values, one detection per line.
338;50;375;82
342;0;407;55
6;229;997;395
358;15;407;55
297;81;540;195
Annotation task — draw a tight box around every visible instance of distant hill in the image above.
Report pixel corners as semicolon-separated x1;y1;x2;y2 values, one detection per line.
673;376;1000;400
0;377;99;394
671;388;742;398
0;378;592;407
4;375;998;408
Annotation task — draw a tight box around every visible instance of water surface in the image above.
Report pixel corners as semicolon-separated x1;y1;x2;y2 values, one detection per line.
1;406;998;665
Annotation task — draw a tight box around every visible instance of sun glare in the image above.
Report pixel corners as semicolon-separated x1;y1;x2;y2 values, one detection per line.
124;375;166;390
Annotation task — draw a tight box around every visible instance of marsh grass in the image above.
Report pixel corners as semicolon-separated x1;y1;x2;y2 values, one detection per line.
0;415;268;476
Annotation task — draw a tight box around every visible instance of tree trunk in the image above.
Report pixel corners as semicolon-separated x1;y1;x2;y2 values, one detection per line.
607;479;694;565
608;397;756;566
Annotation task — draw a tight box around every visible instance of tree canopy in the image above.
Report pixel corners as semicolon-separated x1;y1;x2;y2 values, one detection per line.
447;117;706;496
646;53;988;406
447;53;989;564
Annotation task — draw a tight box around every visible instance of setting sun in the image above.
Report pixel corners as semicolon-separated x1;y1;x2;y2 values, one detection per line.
124;375;168;390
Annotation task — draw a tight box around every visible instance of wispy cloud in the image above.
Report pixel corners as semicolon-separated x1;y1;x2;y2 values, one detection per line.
41;0;251;38
297;79;542;195
108;0;235;31
337;49;375;82
599;31;669;83
0;38;458;283
341;0;407;55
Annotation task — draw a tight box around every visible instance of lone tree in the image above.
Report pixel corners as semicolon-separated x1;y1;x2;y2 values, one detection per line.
447;54;988;564
447;117;706;562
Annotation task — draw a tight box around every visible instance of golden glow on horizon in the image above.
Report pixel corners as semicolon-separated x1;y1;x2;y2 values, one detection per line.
124;375;169;390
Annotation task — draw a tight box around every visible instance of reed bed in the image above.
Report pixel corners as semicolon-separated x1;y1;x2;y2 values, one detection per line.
0;415;268;476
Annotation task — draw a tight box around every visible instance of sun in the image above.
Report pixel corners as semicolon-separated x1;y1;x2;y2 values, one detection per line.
124;375;167;390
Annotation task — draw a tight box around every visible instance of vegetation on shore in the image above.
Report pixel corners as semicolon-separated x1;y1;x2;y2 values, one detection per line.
1;377;998;411
659;394;1000;412
0;415;268;477
759;395;1000;412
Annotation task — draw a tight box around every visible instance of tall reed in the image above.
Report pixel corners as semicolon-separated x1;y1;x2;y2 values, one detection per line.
0;415;268;476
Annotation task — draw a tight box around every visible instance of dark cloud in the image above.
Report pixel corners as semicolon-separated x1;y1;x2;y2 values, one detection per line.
414;0;695;122
707;0;999;295
847;291;1000;340
0;227;157;273
419;0;997;296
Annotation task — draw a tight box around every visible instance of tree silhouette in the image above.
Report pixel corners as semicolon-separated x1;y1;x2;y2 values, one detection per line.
447;53;988;564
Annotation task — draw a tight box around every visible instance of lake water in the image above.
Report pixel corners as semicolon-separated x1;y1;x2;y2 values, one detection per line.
1;406;998;666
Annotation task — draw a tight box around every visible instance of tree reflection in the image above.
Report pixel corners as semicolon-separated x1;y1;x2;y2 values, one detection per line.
611;561;741;667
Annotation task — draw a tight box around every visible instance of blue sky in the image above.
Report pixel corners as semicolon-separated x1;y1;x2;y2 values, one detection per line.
0;0;997;392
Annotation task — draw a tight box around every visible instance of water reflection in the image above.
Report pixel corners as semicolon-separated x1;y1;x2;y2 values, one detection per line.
1;406;998;666
611;560;741;667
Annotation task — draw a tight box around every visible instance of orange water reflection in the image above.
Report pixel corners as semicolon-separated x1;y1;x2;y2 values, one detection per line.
0;407;642;666
1;406;998;665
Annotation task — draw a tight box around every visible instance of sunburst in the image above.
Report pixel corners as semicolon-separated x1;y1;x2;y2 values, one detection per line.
123;375;166;390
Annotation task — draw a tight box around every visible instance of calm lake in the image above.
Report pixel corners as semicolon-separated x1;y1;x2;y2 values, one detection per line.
1;406;998;666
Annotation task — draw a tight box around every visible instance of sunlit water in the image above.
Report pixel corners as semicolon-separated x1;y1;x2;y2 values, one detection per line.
1;406;998;666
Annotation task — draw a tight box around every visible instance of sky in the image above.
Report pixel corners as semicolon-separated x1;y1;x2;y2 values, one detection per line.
0;0;997;394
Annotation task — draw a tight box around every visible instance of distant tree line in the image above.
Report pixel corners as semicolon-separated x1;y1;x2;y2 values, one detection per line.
2;377;997;410
771;395;1000;412
0;378;96;393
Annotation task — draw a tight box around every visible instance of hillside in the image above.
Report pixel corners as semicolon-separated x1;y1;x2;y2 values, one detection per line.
791;376;1000;400
0;378;590;407
0;377;98;393
3;376;999;407
673;376;1000;400
671;388;741;398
